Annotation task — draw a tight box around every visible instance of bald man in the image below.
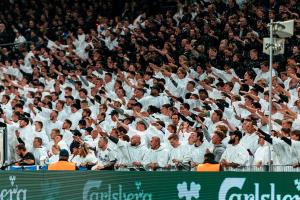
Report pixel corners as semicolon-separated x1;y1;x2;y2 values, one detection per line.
142;136;169;171
102;132;147;168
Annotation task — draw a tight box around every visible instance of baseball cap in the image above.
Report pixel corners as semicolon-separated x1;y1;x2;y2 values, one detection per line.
72;141;81;149
113;98;123;104
19;117;29;125
71;103;81;110
85;127;93;134
110;110;119;116
229;130;243;139
71;129;82;137
59;149;69;157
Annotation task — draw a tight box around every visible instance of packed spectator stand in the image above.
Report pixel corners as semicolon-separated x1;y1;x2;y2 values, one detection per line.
0;0;300;171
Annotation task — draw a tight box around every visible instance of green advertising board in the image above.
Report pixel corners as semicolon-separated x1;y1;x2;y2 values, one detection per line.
0;171;299;200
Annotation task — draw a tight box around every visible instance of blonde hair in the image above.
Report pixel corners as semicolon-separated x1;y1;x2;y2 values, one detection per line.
79;144;90;158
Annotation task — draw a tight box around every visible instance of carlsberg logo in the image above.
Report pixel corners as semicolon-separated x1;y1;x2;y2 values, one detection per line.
0;176;27;200
219;178;300;200
83;180;152;200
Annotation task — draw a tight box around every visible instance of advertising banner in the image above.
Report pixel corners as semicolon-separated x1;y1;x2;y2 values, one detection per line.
0;171;298;200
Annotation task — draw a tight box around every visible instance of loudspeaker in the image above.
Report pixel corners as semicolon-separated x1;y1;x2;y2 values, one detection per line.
274;20;294;38
263;38;285;55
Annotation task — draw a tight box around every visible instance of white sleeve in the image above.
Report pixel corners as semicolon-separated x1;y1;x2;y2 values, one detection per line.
235;148;249;166
40;149;49;159
85;152;98;164
211;67;232;82
262;147;270;165
39;107;52;118
142;149;151;167
20;64;33;74
108;150;116;162
252;68;260;74
291;140;300;149
220;149;228;162
117;139;127;148
157;149;169;168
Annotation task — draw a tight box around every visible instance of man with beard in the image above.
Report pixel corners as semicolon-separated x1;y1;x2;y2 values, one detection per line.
100;131;147;169
46;110;63;137
15;117;35;151
15;144;35;166
138;85;169;112
220;130;249;168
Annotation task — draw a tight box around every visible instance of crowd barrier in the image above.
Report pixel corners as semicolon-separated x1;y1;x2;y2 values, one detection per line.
222;165;300;172
5;164;300;172
7;165;88;171
0;171;299;200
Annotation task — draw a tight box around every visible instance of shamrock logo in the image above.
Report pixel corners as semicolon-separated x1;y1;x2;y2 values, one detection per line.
294;179;300;191
177;181;201;200
9;176;16;186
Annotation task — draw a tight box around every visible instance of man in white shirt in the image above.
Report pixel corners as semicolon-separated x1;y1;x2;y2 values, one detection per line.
254;137;270;167
92;137;116;170
204;110;225;136
33;121;50;150
84;129;100;150
103;73;115;92
49;128;69;152
100;110;118;132
220;130;250;168
46;110;63;137
102;131;147;169
278;130;300;166
1;94;12;118
240;119;259;158
166;134;188;170
16;117;34;151
257;128;293;166
32;137;48;165
69;104;82;130
253;61;276;83
142;136;169;171
60;119;74;147
183;131;207;169
55;100;68;121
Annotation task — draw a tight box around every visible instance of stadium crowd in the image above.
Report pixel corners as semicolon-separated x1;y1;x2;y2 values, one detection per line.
0;0;300;171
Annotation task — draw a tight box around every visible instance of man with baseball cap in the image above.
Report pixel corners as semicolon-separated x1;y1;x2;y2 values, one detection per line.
48;149;76;170
220;130;249;168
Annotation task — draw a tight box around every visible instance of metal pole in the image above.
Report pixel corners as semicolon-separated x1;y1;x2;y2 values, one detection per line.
268;19;273;171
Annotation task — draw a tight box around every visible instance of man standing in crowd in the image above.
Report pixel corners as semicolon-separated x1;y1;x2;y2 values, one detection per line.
15;144;35;166
142;137;169;171
220;130;249;168
92;137;116;170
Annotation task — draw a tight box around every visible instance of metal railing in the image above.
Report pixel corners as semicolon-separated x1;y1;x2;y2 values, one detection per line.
222;165;300;172
4;164;300;172
0;41;30;47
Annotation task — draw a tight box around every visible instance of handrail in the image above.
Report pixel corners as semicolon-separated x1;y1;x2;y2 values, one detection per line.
5;164;300;172
0;41;30;47
222;165;300;172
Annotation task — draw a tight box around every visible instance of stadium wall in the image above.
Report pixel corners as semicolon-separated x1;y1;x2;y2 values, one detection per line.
0;171;298;199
